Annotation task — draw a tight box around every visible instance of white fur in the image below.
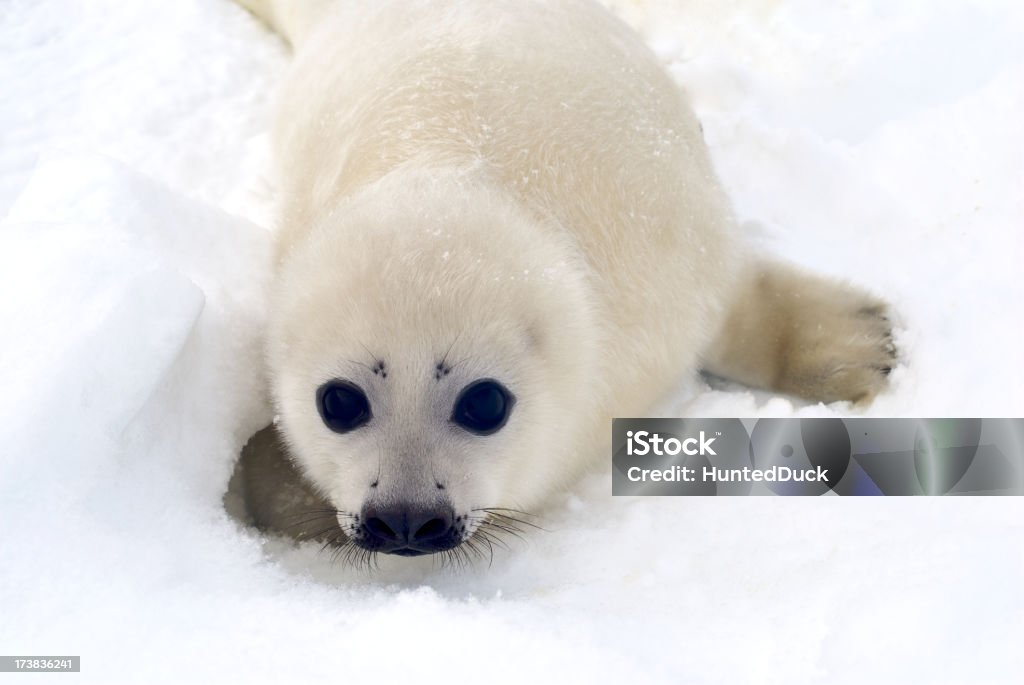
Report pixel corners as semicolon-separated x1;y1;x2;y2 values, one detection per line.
238;0;892;531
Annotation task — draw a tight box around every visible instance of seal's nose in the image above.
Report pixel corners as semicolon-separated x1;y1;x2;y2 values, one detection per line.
361;504;456;554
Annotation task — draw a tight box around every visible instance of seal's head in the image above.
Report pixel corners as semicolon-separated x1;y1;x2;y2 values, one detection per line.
267;171;600;557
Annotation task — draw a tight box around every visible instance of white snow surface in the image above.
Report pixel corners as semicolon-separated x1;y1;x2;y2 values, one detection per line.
1;1;1022;683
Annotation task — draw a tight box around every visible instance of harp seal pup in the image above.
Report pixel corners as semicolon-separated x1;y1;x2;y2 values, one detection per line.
234;0;896;557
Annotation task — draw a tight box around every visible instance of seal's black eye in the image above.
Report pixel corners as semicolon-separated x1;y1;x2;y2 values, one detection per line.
452;379;514;435
316;381;371;433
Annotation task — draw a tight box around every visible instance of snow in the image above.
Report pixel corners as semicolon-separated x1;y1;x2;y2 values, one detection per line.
1;1;1022;683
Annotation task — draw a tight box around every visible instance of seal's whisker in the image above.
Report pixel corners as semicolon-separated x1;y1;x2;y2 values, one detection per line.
313;531;345;557
344;544;361;569
465;513;530;540
303;524;347;545
474;529;509;552
466;535;494;567
284;514;344;530
356;547;369;571
449;353;480;373
479;523;526;543
328;535;352;563
439;333;463;370
487;516;546;533
346;358;375;373
474;509;546;531
474;516;528;534
356;341;378;367
285;507;344;516
464;537;483;561
459;544;473;569
475;517;524;533
479;535;496;567
475;507;538;517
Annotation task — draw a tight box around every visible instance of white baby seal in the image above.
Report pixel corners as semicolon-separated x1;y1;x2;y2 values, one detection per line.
233;0;895;558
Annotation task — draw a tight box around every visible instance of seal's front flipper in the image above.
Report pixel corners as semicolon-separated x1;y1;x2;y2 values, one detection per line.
701;261;897;404
225;424;343;545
